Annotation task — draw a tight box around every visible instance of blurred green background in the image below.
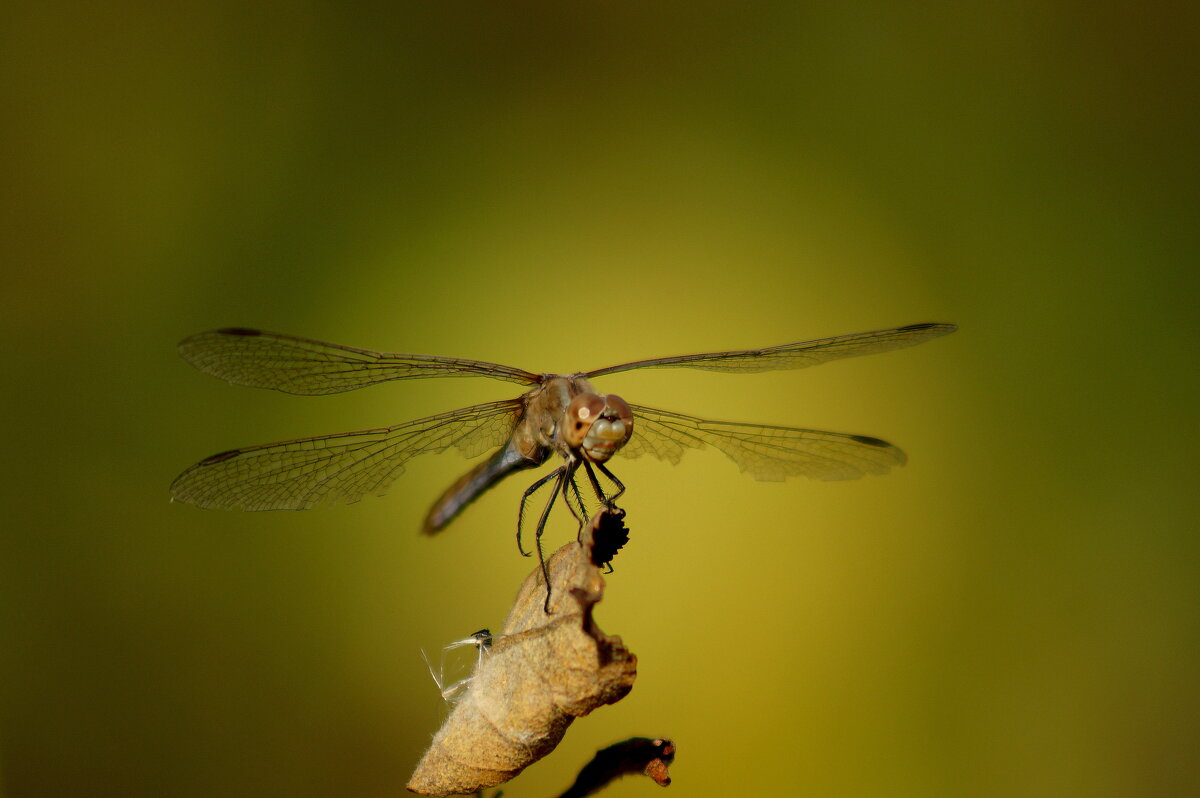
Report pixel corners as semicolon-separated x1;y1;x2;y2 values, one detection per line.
3;2;1197;797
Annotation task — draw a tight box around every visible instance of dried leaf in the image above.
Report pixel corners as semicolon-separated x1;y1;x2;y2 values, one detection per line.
408;510;637;797
555;737;676;798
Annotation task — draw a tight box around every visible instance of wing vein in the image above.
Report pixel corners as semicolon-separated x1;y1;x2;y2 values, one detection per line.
171;399;524;510
623;403;906;481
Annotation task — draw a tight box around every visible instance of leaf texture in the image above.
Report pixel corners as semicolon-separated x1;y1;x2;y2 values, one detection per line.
408;510;637;796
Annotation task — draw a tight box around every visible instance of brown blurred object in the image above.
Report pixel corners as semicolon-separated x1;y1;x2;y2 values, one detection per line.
407;509;638;796
556;737;676;798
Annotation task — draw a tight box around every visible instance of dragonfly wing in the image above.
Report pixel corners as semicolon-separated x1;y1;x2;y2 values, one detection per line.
622;403;906;481
585;322;956;378
179;328;540;395
170;399;524;510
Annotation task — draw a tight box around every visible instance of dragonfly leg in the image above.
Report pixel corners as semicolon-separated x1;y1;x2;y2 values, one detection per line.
581;460;608;507
584;459;626;508
595;461;626;503
564;469;588;524
583;461;625;576
534;464;573;613
561;463;596;548
517;466;563;557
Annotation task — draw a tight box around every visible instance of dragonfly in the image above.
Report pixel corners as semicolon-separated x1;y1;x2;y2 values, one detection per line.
171;322;956;595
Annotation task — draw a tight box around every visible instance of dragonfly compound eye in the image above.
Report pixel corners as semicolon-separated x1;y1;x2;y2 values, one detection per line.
580;394;634;463
563;394;606;448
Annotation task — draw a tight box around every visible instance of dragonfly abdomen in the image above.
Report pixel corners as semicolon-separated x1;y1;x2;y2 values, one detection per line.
423;440;547;535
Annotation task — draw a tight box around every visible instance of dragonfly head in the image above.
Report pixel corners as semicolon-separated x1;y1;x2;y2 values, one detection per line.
563;393;633;463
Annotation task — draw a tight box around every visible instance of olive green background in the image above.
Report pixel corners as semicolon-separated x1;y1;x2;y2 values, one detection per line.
3;3;1197;797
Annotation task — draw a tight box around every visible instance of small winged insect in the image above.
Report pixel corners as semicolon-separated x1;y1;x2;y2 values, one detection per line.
171;323;957;605
421;628;493;703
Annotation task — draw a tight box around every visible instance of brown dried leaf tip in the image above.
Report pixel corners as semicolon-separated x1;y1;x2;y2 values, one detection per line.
556;737;676;798
408;509;638;797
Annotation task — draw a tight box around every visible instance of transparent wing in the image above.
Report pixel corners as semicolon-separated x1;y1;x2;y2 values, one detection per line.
585;323;956;378
170;399;524;510
179;328;541;395
622;403;906;481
